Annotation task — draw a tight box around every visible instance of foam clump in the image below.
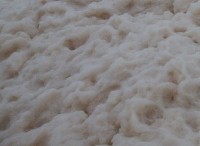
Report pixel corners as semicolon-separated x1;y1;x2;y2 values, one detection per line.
1;0;200;146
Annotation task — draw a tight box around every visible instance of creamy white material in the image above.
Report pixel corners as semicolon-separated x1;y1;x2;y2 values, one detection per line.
1;0;200;146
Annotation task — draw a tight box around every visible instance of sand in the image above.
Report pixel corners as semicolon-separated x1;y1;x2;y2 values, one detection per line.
1;0;200;146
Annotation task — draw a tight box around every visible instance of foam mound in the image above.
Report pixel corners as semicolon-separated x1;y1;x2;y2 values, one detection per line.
1;0;200;146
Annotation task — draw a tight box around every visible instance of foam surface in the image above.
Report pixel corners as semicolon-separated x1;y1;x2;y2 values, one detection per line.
1;0;200;146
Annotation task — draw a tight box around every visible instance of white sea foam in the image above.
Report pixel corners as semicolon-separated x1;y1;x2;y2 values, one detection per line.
1;0;200;146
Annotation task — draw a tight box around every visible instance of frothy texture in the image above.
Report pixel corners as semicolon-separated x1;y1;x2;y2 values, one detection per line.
1;0;200;146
